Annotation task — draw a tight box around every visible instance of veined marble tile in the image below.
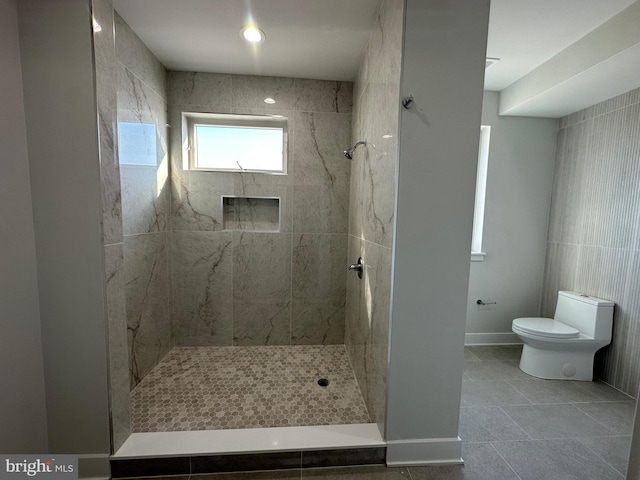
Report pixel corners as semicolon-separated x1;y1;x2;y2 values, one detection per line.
232;182;292;233
224;197;280;232
117;65;167;125
94;0;129;450
231;75;296;111
115;11;166;100
294;79;353;114
99;109;123;245
348;87;368;240
358;2;384;89
361;240;392;435
293;112;352;188
172;231;233;346
121;165;170;235
379;0;404;86
232;231;292;300
345;235;364;345
291;297;345;345
104;243;130;452
172;170;234;232
124;233;171;388
117;64;169;247
291;233;348;345
233;299;291;346
360;85;399;249
344;235;368;404
292;184;349;234
292;233;348;300
167;71;232;108
93;0;122;246
343;0;401;435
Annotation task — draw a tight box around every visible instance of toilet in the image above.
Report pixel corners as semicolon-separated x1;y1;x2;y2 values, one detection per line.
512;291;614;381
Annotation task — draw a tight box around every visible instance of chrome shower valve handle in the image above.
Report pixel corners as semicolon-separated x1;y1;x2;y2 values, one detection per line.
348;257;364;279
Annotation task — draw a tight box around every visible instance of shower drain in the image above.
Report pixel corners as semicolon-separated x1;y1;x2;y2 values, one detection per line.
317;378;329;387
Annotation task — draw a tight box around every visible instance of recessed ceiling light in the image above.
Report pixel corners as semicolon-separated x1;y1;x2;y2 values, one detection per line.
241;25;265;44
264;97;276;104
382;134;393;139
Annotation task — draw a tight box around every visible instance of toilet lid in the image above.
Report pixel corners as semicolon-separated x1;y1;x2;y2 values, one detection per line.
512;317;580;339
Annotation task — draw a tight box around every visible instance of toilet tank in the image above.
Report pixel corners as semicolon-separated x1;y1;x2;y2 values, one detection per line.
554;291;614;340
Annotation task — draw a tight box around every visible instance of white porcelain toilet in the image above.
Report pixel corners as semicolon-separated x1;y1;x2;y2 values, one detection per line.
512;291;614;381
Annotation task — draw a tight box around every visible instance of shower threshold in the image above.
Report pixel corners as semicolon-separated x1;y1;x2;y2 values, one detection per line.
114;423;384;458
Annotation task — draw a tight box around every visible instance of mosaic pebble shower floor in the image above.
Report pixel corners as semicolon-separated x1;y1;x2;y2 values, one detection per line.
130;345;371;432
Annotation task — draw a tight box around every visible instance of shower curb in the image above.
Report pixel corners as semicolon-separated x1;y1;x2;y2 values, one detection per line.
110;447;386;477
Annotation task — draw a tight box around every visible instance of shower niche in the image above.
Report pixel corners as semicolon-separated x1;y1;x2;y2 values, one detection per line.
222;196;280;232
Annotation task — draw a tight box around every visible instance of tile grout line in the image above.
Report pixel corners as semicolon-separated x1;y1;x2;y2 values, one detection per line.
574;436;628;478
569;402;618;435
496;406;533;441
487;441;524;480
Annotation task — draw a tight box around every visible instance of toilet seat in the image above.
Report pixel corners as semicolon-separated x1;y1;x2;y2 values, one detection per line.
513;317;580;339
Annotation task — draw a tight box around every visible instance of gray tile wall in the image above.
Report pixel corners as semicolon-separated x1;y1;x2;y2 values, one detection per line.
345;0;404;437
92;0;130;451
115;12;171;389
544;87;640;397
168;72;352;347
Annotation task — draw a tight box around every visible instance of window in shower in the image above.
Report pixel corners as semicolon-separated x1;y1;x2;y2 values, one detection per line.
471;125;491;262
184;112;288;174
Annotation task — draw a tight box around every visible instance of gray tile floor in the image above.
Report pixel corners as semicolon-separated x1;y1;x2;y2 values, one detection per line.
455;345;635;479
128;346;637;479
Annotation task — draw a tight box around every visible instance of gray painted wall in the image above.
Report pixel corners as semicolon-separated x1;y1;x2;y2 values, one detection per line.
0;0;48;453
386;0;490;464
465;92;558;344
18;0;111;455
542;87;640;398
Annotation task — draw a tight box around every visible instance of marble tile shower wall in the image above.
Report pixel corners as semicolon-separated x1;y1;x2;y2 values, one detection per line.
93;0;130;452
345;0;404;437
543;87;640;397
168;72;352;347
115;12;171;389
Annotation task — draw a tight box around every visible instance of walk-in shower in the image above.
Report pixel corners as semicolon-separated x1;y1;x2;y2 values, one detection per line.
107;0;403;459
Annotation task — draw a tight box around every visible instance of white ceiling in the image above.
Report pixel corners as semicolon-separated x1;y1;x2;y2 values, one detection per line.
112;0;383;82
485;0;636;91
113;0;640;117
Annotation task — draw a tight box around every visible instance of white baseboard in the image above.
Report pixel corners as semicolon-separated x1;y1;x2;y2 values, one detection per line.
78;454;110;480
386;437;462;466
465;332;521;346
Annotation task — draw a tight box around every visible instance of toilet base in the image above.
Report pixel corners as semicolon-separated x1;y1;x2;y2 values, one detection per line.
519;344;595;381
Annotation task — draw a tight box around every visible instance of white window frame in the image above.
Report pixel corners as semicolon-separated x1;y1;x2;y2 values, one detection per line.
471;125;490;262
183;112;288;174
